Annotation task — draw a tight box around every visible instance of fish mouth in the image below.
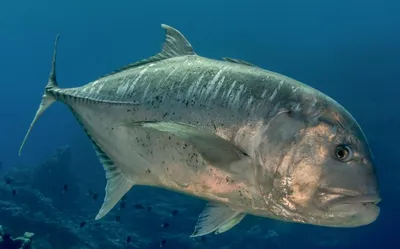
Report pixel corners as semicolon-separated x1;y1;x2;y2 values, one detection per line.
328;194;381;207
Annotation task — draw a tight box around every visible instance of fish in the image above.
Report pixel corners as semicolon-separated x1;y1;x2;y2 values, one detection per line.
88;190;99;200
133;204;145;210
161;222;170;228
120;200;126;209
171;210;178;217
160;239;166;247
146;206;152;212
11;189;16;196
63;184;68;193
79;221;86;229
5;178;11;185
126;235;131;244
115;215;121;223
19;24;380;237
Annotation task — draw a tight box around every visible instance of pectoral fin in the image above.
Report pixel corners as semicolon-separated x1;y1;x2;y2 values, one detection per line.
190;203;245;237
120;121;251;175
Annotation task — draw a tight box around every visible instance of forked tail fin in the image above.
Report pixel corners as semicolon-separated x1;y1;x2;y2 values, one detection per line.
19;34;60;155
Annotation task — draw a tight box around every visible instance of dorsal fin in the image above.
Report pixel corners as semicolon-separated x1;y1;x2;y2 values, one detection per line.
222;57;257;67
98;24;196;79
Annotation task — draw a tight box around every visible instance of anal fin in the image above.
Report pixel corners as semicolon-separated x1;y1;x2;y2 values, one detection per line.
92;141;134;220
69;108;134;220
190;203;245;237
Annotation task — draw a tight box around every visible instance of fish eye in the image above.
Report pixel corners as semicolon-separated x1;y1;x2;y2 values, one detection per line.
335;144;353;162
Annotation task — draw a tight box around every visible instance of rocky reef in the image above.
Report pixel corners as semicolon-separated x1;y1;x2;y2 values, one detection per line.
0;225;34;249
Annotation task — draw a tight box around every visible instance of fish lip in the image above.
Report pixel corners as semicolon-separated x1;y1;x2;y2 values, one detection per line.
330;194;381;207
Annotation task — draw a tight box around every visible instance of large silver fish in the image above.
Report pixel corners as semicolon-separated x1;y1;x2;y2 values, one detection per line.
20;24;381;237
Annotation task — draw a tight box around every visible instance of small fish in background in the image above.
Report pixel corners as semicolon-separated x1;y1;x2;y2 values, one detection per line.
146;206;152;212
126;236;131;244
161;222;169;228
5;177;11;185
171;210;178;217
200;236;206;243
11;189;16;196
120;200;126;209
115;215;121;223
79;221;86;229
133;204;145;210
160;239;166;247
87;189;99;201
62;184;68;193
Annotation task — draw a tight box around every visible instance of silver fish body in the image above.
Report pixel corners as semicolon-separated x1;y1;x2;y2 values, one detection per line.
20;24;380;237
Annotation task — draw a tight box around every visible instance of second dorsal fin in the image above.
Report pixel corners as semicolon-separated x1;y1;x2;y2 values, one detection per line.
99;24;196;79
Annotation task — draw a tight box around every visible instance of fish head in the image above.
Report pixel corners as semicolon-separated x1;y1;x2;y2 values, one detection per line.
307;107;381;227
254;106;380;228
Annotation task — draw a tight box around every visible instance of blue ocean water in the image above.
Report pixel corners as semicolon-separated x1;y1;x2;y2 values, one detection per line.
0;0;399;248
